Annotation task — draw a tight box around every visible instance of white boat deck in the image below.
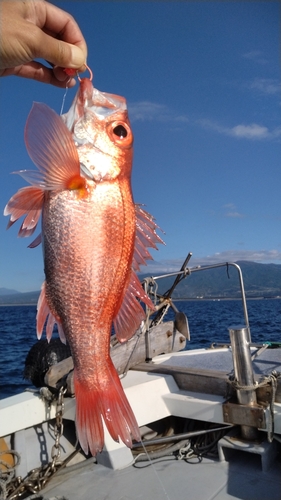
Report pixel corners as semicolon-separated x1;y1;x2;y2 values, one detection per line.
27;348;281;500
32;445;281;500
1;347;280;500
153;346;281;375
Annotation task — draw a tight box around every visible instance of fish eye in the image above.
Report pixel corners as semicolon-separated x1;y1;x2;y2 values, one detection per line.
113;124;128;139
108;120;133;147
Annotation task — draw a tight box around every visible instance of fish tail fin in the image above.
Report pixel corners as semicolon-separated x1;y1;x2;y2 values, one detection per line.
74;360;140;456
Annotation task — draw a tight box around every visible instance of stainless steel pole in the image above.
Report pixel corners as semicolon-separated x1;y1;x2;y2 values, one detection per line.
229;326;258;440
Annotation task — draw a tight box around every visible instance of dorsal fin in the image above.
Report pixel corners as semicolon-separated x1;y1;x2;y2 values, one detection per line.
133;205;165;271
113;205;164;343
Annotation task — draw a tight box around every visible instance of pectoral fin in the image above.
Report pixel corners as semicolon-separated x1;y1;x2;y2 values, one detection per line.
4;103;87;241
24;102;83;191
4;186;44;238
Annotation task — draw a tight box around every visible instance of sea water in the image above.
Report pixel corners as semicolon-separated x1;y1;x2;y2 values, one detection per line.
0;299;280;399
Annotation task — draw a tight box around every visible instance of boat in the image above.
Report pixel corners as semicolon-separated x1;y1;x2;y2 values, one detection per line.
0;253;280;500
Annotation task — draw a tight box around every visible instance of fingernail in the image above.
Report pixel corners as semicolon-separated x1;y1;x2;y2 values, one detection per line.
70;46;85;68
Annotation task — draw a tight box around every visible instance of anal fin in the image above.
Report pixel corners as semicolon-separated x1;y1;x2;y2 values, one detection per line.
37;282;66;343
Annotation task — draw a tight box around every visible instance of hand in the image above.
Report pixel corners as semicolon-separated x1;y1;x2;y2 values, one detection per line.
0;0;87;87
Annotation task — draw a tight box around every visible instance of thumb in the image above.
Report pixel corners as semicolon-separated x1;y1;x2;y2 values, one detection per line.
36;32;86;70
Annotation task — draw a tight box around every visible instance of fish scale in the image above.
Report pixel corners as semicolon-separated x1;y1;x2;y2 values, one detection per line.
46;185;132;320
44;182;134;334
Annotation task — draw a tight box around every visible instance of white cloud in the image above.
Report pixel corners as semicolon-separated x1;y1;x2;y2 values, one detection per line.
197;118;280;141
223;203;244;218
128;100;280;141
139;258;189;276
197;119;224;134
249;78;281;96
197;250;281;264
139;249;281;275
128;101;168;121
230;123;269;139
242;50;268;65
225;211;244;218
174;115;189;124
224;203;236;210
128;100;189;124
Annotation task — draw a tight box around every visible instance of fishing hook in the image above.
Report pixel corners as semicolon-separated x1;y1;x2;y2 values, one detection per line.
64;64;93;82
78;64;93;82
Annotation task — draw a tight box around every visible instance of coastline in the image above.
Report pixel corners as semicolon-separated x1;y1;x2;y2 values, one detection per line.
1;296;280;307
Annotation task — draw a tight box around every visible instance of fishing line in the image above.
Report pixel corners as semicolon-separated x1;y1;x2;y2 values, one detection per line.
60;77;71;116
60;65;93;116
138;439;172;500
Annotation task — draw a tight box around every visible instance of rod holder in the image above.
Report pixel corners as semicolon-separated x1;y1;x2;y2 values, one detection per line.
229;325;258;440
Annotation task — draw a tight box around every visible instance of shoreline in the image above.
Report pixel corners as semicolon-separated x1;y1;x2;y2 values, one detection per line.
1;296;280;307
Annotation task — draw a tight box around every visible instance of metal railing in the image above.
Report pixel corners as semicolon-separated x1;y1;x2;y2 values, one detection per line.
143;252;251;342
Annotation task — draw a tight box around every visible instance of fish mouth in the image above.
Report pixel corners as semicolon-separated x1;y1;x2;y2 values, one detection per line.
62;82;128;135
85;87;127;118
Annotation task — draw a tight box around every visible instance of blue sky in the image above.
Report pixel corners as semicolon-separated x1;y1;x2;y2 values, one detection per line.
0;1;280;292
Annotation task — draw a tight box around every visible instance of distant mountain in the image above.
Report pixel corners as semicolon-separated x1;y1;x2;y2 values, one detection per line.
0;287;20;296
139;261;281;299
0;290;39;305
0;261;280;305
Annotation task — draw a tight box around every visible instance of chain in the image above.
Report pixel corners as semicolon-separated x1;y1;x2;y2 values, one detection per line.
50;386;67;469
177;442;193;460
177;442;202;464
3;386;77;500
0;451;21;500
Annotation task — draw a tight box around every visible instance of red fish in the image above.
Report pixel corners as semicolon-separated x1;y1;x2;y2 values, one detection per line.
4;78;163;456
